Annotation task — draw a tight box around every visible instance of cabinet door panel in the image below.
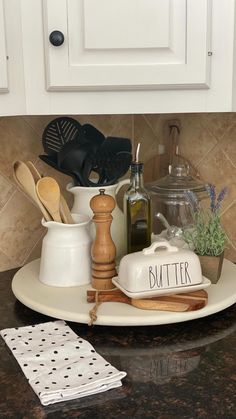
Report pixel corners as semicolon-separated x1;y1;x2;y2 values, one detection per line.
0;0;8;92
83;0;169;49
43;0;211;91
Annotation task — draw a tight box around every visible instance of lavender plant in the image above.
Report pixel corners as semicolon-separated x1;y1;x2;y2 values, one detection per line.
183;184;228;256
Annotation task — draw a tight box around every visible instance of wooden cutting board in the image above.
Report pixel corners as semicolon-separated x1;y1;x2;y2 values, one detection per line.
87;288;208;312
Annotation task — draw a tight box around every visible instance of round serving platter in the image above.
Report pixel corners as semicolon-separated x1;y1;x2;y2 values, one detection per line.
12;258;236;327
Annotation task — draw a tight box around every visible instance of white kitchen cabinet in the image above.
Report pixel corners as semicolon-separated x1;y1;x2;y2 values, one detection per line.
0;0;8;93
43;0;211;91
2;0;236;115
0;0;25;115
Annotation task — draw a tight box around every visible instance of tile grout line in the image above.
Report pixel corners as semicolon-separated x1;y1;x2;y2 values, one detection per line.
221;198;236;216
106;115;131;137
142;114;160;139
226;237;236;251
195;141;218;169
0;188;18;218
222;148;236;170
0;245;16;268
0;188;43;266
22;229;45;266
0;188;23;267
21;116;43;138
199;116;236;142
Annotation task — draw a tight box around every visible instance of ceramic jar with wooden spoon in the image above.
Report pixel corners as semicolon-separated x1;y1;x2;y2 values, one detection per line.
35;176;92;286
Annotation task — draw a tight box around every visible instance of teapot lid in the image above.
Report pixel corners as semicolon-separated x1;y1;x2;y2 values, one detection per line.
146;163;207;199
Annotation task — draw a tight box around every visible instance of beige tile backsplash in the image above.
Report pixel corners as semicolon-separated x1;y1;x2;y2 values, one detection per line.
0;112;235;272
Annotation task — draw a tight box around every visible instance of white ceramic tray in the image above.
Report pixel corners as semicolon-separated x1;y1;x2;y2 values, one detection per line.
112;276;211;299
12;258;236;327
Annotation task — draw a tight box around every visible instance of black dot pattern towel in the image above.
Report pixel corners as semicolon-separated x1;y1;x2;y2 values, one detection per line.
0;320;126;406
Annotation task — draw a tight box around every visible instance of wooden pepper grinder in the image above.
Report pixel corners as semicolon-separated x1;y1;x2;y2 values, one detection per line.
90;189;117;290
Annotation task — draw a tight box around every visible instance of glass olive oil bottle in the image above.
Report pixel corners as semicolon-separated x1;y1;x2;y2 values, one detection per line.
124;143;151;254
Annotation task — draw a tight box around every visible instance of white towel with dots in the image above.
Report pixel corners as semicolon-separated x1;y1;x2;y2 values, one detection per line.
0;320;127;406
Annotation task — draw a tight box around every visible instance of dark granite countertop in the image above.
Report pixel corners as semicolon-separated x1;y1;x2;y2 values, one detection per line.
1;268;236;418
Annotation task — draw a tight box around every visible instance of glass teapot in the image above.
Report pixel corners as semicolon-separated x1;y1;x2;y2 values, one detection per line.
146;163;208;237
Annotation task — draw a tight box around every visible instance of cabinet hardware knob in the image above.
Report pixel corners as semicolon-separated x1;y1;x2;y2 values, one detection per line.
49;30;64;47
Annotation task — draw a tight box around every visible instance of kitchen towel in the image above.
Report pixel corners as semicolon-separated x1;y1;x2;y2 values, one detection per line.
0;320;126;406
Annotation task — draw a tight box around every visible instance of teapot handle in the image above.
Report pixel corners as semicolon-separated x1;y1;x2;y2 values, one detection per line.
115;179;130;196
143;240;178;255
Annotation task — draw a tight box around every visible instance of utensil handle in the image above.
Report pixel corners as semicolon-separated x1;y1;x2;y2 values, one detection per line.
131;299;189;311
87;289;130;304
59;194;74;224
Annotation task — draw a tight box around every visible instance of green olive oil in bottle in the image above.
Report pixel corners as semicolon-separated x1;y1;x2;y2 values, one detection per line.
124;143;151;254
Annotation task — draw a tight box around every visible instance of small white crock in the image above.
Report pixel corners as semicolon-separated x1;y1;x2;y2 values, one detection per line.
39;214;92;287
117;240;203;293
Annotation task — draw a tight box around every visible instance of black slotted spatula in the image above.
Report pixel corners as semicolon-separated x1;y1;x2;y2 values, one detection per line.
42;117;82;155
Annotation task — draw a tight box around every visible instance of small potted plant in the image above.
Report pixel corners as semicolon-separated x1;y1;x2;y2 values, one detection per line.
183;185;228;283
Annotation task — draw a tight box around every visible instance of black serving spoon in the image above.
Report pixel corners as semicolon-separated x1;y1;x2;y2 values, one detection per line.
39;154;81;185
42;117;82;155
58;140;96;187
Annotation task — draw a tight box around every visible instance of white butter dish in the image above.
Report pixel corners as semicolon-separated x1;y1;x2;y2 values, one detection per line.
113;240;205;296
112;275;211;299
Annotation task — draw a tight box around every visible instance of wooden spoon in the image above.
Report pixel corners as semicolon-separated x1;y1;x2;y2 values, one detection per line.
26;161;41;184
26;161;74;224
59;194;74;224
36;177;62;222
13;160;51;221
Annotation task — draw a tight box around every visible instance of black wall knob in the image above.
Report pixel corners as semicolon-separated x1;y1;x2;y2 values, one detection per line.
49;30;64;47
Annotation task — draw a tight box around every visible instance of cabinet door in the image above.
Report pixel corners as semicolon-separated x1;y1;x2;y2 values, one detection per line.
0;0;26;115
0;0;8;92
43;0;211;91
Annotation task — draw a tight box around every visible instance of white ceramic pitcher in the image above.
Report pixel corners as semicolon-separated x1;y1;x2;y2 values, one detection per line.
39;214;91;287
67;180;129;261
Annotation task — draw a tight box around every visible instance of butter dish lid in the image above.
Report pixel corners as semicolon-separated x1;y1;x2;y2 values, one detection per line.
120;240;197;262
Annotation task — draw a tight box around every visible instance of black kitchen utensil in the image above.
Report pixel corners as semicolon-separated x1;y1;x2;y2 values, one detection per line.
41;120;132;186
58;141;95;187
81;124;105;148
42;117;82;155
57;131;90;167
83;150;132;186
39;154;81;185
103;150;132;182
85;137;132;184
105;136;132;153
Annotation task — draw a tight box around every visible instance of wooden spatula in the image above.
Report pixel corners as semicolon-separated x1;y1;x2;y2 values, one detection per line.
59;195;74;224
13;161;52;221
36;177;62;223
87;289;208;312
26;161;74;224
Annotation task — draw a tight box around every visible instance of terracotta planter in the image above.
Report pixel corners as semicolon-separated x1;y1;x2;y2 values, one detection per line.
198;252;224;284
